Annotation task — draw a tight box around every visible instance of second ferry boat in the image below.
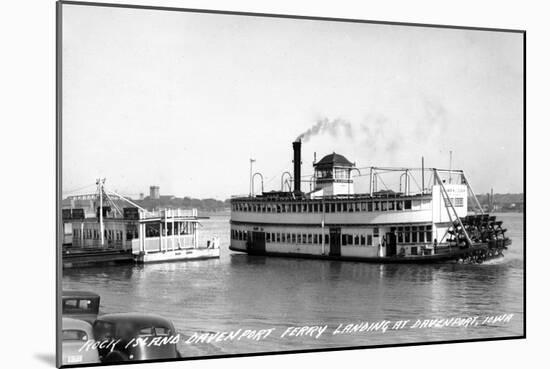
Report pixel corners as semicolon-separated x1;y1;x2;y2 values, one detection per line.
62;179;220;267
229;140;510;263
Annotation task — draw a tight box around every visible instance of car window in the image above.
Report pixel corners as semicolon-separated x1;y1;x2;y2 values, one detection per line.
63;298;99;314
62;299;79;312
63;329;88;341
154;327;171;336
79;299;93;310
138;327;154;337
137;326;172;337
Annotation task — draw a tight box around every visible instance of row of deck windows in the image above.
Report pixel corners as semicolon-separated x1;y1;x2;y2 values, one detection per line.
231;230;376;247
232;199;425;214
74;224;195;242
269;233;332;245
231;225;432;246
74;228;123;241
391;226;432;243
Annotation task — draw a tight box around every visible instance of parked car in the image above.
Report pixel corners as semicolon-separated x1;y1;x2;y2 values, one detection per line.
62;291;100;323
62;317;100;365
92;313;181;362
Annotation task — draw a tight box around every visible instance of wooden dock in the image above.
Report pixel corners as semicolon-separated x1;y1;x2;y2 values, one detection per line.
62;248;134;268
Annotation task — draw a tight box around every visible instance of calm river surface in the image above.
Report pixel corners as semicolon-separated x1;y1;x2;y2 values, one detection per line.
63;212;524;357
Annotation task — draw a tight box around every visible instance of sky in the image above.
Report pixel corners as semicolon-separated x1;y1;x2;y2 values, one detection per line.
61;4;524;200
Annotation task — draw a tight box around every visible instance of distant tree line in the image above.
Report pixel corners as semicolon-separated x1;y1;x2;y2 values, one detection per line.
135;196;231;212
468;193;524;212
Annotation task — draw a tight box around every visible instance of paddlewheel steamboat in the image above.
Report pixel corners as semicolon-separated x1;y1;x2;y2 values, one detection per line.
229;140;510;263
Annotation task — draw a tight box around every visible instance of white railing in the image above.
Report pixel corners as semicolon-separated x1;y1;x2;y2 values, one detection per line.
131;234;196;254
142;208;198;219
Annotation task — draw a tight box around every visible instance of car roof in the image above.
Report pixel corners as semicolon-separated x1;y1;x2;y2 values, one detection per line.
95;313;174;327
62;290;100;298
62;317;93;331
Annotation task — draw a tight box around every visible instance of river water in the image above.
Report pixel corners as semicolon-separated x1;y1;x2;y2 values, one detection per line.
62;212;524;358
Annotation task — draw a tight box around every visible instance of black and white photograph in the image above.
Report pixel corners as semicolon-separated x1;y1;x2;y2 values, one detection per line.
55;0;525;367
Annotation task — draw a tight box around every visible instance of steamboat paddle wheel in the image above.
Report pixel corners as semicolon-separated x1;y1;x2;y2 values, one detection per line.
448;214;511;264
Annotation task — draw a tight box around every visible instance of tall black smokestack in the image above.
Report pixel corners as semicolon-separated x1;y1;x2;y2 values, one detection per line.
293;140;302;192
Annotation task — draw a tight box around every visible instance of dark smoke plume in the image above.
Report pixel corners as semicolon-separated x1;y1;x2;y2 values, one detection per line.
295;118;353;142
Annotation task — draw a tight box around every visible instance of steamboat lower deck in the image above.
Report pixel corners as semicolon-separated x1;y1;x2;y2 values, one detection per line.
230;238;510;264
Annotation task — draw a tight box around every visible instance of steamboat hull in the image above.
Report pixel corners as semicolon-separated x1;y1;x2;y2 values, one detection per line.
134;248;220;264
230;239;510;264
